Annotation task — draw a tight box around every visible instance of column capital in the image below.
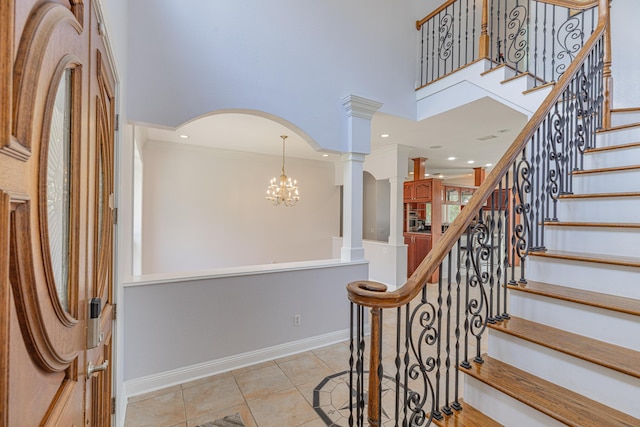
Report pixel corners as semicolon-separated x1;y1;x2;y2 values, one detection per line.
341;152;366;163
341;95;383;120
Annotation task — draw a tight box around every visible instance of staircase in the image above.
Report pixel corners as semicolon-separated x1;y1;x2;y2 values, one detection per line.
454;122;640;426
347;1;640;425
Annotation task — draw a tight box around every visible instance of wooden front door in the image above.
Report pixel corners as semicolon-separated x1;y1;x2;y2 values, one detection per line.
1;0;116;425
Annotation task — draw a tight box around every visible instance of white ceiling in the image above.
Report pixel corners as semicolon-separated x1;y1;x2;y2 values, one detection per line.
144;96;527;181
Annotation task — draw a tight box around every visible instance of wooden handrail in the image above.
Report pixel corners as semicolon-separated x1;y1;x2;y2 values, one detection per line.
416;0;599;30
349;0;609;310
416;0;457;30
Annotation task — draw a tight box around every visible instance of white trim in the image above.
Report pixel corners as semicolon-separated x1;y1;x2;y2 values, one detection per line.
124;328;351;398
124;258;368;287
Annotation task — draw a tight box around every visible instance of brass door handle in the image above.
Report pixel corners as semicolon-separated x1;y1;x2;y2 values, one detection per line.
87;360;109;377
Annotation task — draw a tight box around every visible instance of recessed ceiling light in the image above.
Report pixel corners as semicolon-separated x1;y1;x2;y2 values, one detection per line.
497;129;510;133
322;154;329;157
179;134;189;139
438;174;444;178
380;133;390;138
485;163;493;167
430;145;442;149
447;156;456;161
409;171;414;175
425;173;430;177
477;135;497;141
467;160;475;164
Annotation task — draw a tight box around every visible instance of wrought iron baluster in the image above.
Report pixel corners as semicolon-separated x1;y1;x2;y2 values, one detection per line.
394;308;402;426
453;238;463;410
551;5;557;81
435;267;444;417
431;19;436;83
421;25;426;87
502;171;511;320
509;162;518;285
533;0;539;85
442;255;453;416
543;2;548;82
349;303;355;427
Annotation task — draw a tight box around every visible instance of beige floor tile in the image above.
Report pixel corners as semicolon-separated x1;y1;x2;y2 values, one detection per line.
182;376;245;420
277;353;334;387
185;403;257;427
234;363;294;400
312;342;351;373
124;389;185;427
231;360;277;377
297;419;329;427
274;351;309;364
181;371;233;391
127;384;182;404
246;387;318;427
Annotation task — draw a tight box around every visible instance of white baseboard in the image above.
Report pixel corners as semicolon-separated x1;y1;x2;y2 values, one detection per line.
123;328;351;400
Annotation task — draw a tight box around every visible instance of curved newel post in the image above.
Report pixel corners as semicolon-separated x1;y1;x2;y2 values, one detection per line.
368;306;382;427
348;280;388;427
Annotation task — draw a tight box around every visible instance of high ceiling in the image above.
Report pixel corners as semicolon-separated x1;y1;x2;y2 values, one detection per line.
144;96;527;181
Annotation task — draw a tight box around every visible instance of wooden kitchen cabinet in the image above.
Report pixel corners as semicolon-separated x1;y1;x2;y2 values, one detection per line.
404;180;432;203
404;233;432;277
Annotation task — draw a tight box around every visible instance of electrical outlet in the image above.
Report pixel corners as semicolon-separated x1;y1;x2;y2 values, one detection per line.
294;314;301;326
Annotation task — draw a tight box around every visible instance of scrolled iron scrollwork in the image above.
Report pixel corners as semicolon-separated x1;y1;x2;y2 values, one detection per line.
406;297;439;424
555;17;584;76
513;153;532;260
438;13;454;61
506;5;528;65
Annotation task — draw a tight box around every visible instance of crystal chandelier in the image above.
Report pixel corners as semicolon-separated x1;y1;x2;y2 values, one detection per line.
265;135;300;206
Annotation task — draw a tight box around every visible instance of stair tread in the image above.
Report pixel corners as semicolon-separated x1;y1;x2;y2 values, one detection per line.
433;399;502;427
508;280;640;316
530;249;640;268
544;221;640;229
559;191;640;199
573;164;640;175
597;122;640;133
461;356;640;427
586;141;640;153
489;316;640;378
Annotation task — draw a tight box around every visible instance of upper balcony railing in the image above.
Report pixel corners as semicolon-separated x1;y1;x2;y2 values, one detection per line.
417;0;601;89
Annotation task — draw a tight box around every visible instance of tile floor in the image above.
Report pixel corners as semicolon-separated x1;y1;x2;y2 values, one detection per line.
124;283;488;427
124;342;349;427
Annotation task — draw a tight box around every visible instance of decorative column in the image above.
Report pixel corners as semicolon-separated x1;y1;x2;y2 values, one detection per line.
341;95;383;262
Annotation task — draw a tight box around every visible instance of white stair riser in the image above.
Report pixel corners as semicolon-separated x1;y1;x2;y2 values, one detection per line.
527;257;640;299
509;292;640;351
583;146;640;169
555;196;640;222
572;168;640;193
596;126;640;147
464;376;567;427
610;111;640;128
489;331;640;417
543;227;640;256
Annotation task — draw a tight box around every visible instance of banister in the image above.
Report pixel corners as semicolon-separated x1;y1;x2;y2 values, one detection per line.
416;0;457;30
416;0;599;30
349;0;609;310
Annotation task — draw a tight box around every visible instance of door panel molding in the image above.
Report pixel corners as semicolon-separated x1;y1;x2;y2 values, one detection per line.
0;190;10;426
12;3;82;157
9;201;78;372
0;0;14;159
38;58;83;325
